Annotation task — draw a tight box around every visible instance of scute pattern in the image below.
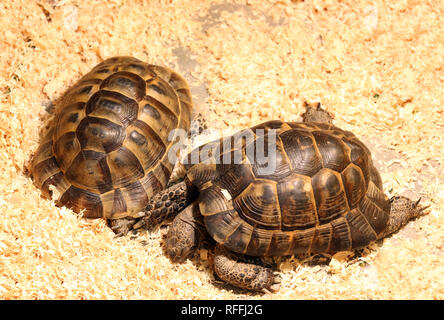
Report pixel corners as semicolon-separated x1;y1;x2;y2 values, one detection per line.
311;168;349;222
233;179;281;230
276;173;317;229
189;120;390;256
31;57;192;220
279;129;323;177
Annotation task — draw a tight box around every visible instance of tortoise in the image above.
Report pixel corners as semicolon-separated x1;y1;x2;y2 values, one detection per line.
134;103;428;292
30;56;194;235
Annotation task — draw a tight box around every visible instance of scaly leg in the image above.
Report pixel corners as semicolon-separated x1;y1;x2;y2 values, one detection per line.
133;180;197;230
164;201;206;262
212;245;281;293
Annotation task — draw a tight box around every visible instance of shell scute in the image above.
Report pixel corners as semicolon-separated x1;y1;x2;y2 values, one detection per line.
232;179;281;230
312;168;350;223
276;173;317;229
279;128;323;177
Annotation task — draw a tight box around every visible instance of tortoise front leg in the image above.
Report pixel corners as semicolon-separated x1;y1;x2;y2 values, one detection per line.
110;180;194;234
213;245;281;293
133;179;197;230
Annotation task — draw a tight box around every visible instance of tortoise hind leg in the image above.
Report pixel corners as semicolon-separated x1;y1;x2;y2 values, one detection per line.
301;102;334;124
164;201;206;262
213;245;281;293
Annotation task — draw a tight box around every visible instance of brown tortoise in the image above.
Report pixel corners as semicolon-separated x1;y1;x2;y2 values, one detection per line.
134;103;428;292
30;56;193;235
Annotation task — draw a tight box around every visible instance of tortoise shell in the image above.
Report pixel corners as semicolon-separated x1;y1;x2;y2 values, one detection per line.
184;120;391;257
31;56;192;220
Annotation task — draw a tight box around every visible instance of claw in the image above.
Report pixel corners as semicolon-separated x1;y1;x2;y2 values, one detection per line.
113;231;125;238
415;197;422;206
134;211;146;218
269;283;281;292
133;211;152;230
110;224;122;233
418;204;431;214
133;219;145;230
261;272;282;293
273;274;282;284
414;197;431;215
262;288;272;294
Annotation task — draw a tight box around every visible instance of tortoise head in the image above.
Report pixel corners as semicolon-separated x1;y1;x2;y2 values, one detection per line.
390;196;430;220
301;102;334;124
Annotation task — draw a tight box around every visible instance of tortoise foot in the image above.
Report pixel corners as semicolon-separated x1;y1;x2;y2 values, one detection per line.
109;217;137;237
213;246;281;293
